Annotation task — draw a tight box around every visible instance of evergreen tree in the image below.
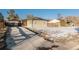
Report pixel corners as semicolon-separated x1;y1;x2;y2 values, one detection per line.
7;9;15;15
7;9;18;21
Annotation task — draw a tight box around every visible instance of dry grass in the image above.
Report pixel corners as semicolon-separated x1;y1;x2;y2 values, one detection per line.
37;31;79;50
27;27;79;50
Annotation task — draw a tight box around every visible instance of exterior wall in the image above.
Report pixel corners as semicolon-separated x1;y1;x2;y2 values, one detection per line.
47;22;60;27
27;20;33;27
33;20;47;28
26;19;47;28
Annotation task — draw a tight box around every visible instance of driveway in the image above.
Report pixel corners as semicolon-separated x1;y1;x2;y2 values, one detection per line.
5;27;53;50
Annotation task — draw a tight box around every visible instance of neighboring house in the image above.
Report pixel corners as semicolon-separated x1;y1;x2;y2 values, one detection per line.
5;20;22;26
26;16;48;29
47;19;60;27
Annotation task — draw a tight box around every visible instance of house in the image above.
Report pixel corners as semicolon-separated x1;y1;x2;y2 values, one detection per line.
26;15;48;29
5;20;21;26
47;19;60;27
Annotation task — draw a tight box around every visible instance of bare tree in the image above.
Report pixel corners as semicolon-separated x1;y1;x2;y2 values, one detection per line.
57;13;64;20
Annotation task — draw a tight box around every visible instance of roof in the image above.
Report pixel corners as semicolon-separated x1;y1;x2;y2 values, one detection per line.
26;16;49;21
34;17;46;20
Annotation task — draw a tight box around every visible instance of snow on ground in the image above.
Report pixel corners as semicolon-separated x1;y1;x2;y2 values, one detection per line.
28;27;79;39
26;27;79;50
6;27;79;50
6;27;50;50
46;27;78;38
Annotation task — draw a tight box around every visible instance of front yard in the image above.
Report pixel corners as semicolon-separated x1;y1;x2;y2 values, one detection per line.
26;27;79;50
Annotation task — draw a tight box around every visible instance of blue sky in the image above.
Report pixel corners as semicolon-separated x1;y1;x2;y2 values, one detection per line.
1;9;79;20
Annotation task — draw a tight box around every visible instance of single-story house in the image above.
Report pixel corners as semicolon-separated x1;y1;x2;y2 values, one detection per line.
26;16;48;29
47;19;60;27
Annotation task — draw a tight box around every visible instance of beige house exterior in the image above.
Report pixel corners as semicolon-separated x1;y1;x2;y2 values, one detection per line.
27;19;32;27
47;19;60;27
26;16;48;28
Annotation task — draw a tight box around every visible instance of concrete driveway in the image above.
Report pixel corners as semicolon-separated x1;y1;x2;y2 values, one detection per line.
5;27;53;50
